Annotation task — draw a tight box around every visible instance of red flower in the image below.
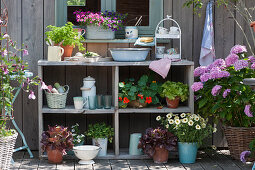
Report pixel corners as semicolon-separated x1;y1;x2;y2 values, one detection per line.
137;94;144;99
123;97;130;104
119;97;122;102
145;97;152;104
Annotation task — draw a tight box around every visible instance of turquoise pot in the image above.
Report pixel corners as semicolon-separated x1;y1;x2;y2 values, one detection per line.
129;133;143;155
67;142;84;155
178;142;198;164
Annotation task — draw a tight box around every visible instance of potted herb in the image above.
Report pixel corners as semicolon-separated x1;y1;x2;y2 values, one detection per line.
192;45;255;159
0;33;43;169
68;123;85;155
160;81;189;108
74;10;127;40
86;123;114;157
118;75;161;108
158;113;215;163
41;125;74;164
45;22;85;60
138;127;177;163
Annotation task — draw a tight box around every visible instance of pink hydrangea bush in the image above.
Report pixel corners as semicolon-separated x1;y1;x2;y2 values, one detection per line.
192;45;255;127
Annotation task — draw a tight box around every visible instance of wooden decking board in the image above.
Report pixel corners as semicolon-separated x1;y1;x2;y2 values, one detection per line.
18;159;39;169
127;160;149;170
144;160;167;170
109;160;130;170
38;159;57;170
92;160;111;170
164;160;186;170
56;159;75;170
197;151;223;170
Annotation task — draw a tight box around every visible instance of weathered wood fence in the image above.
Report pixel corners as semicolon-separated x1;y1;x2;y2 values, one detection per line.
5;0;255;150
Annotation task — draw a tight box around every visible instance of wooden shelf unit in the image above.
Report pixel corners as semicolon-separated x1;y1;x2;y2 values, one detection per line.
38;60;194;159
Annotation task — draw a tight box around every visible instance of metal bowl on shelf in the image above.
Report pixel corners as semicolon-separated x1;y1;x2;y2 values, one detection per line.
109;48;150;62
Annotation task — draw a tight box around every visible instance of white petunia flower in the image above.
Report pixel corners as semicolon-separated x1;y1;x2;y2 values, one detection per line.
168;119;174;124
166;113;172;119
174;116;179;120
201;123;206;128
180;113;186;118
156;116;161;121
175;119;181;125
195;125;201;130
194;116;200;121
188;120;194;126
182;118;188;123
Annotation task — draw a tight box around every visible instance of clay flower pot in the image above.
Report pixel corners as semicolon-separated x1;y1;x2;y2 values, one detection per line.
166;97;180;108
251;21;255;32
47;149;63;164
61;45;74;60
128;100;147;108
152;147;169;164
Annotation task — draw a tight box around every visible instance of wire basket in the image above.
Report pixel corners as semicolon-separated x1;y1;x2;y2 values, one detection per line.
45;85;69;109
0;132;18;170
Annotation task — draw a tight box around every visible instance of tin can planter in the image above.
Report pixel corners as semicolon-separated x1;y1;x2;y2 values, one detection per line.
166;97;180;108
178;142;198;164
47;149;63;164
86;25;115;40
92;138;108;157
152;147;169;164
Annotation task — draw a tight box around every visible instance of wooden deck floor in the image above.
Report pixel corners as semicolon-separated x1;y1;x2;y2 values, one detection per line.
10;150;253;170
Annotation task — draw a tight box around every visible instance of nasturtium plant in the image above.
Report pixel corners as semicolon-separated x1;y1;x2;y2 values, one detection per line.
86;123;114;143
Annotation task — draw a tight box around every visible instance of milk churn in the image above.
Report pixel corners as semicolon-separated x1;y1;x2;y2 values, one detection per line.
80;76;96;108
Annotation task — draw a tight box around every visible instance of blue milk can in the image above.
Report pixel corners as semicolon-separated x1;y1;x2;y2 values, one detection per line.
129;133;143;155
178;142;198;164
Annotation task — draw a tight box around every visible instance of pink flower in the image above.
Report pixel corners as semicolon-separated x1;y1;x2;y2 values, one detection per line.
251;63;255;69
234;60;248;71
3;33;9;39
41;81;48;90
28;91;36;100
211;85;222;96
211;59;226;69
225;54;239;67
230;45;247;54
23;49;29;56
223;89;231;98
200;73;210;82
2;66;8;75
191;82;203;92
3;49;7;56
244;105;253;117
194;66;208;77
248;56;255;63
240;151;251;163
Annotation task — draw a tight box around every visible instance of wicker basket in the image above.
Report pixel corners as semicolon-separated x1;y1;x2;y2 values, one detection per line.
45;85;69;109
224;126;255;160
0;132;18;170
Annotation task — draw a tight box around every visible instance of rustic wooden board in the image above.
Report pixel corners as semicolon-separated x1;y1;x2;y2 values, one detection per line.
109;160;130;170
93;160;112;170
127;160;149;170
56;159;75;170
144;160;167;169
164;160;185;170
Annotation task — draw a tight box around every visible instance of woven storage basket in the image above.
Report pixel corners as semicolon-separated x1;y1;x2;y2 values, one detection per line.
45;85;69;109
0;132;18;170
224;126;255;160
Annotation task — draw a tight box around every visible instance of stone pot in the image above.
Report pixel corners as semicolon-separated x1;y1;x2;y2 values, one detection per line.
152;147;169;164
61;45;74;60
47;149;63;164
166;97;180;108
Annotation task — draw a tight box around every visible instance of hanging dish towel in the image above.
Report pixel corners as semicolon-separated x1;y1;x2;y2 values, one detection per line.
200;0;215;66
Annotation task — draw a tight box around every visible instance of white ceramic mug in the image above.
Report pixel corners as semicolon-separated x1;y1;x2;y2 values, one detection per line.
156;46;165;54
158;27;168;34
48;46;64;61
73;97;87;110
169;27;180;34
125;26;138;39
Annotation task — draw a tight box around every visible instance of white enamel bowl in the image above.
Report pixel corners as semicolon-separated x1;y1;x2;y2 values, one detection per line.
73;145;100;165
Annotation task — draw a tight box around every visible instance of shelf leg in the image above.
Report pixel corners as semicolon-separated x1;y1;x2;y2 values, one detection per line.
187;65;194;114
38;65;43;158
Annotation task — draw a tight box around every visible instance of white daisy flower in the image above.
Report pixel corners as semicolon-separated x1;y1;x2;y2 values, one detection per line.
182;118;188;123
201;123;206;128
156;116;161;121
194;116;200;121
211;145;217;150
174;116;179;120
180;113;186;118
165;124;169;129
168;119;174;124
213;128;217;133
166;113;172;119
188;120;194;126
195;125;201;130
175;119;181;125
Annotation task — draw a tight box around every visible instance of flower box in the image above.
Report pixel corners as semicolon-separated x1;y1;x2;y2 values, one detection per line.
85;25;115;40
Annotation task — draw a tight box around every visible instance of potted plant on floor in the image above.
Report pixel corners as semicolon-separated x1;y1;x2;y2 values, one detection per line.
86;123;114;157
41;125;74;164
0;33;43;169
68;123;85;155
74;10;127;40
45;22;85;60
138;127;177;164
192;45;255;160
160;81;189;108
118;75;161;108
158;113;215;163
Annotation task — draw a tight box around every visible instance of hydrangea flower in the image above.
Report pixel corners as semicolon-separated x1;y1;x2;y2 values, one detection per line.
191;82;203;92
230;45;247;54
248;56;255;63
225;53;239;67
244;105;253;117
234;60;248;71
223;89;231;98
240;151;251;163
251;63;255;69
211;85;222;96
211;59;226;69
200;73;210;82
194;66;208;77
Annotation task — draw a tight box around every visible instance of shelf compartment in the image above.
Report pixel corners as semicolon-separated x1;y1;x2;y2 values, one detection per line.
119;106;191;114
42;105;114;114
155;33;180;39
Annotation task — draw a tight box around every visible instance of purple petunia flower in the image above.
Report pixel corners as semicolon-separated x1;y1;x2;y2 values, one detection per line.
230;45;247;54
234;60;249;71
211;85;222;96
200;73;211;82
191;82;204;92
225;54;239;67
248;56;255;63
194;66;208;77
244;105;253;117
240;151;251;163
223;89;231;98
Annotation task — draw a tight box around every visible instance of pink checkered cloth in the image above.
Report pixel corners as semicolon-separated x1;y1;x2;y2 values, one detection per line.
149;59;181;79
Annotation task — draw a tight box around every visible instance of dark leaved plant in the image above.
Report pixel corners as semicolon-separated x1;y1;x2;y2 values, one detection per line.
138;127;177;157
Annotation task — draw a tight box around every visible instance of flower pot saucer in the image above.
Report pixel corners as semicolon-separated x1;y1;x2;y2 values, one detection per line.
78;160;95;165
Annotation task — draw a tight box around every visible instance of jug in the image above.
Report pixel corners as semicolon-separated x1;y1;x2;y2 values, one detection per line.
80;76;96;109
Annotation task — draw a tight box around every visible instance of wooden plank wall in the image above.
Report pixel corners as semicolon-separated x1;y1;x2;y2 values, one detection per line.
6;0;255;150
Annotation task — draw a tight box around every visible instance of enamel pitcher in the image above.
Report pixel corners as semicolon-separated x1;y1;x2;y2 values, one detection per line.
80;76;96;109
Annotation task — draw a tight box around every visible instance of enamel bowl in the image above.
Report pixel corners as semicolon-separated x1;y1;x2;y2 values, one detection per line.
73;145;100;165
109;48;150;62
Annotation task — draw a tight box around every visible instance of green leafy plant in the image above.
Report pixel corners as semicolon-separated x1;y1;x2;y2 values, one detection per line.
45;22;85;51
71;123;85;145
118;75;162;108
67;0;85;6
160;81;189;102
158;113;215;146
86;123;114;143
84;51;99;58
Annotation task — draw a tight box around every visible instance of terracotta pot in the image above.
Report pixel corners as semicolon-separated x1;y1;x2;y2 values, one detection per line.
128;100;147;108
47;149;63;164
166;97;180;108
152;147;169;164
251;21;255;32
61;45;74;60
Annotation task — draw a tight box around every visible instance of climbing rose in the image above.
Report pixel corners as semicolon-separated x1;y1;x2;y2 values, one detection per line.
230;45;247;54
240;151;251;163
211;85;222;96
225;54;239;67
223;89;231;98
191;82;203;92
234;60;248;71
244;105;253;117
